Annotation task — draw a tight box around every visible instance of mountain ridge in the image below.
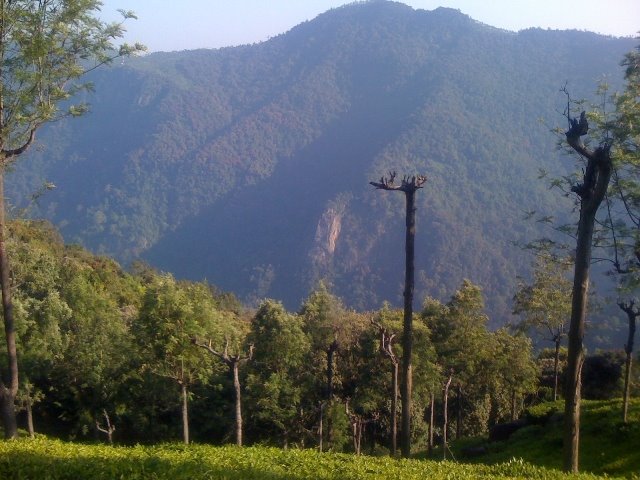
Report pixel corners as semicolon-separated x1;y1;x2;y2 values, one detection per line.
9;1;636;327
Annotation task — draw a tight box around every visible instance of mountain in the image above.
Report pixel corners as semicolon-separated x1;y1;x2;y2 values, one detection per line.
10;1;636;324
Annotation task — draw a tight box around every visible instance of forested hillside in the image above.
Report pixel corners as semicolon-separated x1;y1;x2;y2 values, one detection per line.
8;1;635;323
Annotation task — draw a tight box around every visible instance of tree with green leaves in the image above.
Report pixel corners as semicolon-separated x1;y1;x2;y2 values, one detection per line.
555;93;612;472
490;328;538;422
513;253;572;401
300;282;352;450
552;42;638;472
607;43;640;425
617;300;637;423
0;0;143;438
423;281;495;442
245;300;310;448
194;308;252;447
370;304;400;456
136;275;215;444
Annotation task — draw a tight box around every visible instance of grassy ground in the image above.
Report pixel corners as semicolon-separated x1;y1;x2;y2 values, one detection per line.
452;399;640;479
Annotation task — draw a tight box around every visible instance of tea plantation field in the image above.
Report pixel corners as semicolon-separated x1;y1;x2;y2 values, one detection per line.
0;438;625;480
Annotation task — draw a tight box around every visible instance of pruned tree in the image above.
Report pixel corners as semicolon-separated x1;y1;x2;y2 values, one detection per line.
0;0;144;439
96;409;116;445
561;101;613;473
193;336;253;446
370;171;427;458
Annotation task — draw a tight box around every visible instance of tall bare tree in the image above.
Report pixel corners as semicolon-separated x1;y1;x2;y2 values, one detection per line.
562;109;612;473
194;337;253;446
370;172;427;458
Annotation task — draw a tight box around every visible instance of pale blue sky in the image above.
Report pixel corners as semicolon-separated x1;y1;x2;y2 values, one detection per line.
100;0;639;52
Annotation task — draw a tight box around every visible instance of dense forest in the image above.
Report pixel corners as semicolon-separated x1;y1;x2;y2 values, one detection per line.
6;219;635;451
8;2;635;329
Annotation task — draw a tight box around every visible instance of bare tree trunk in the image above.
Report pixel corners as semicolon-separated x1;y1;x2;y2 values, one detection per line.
371;318;399;457
370;173;426;458
563;112;612;473
0;171;18;439
428;391;435;456
455;385;462;440
232;361;243;446
355;419;363;455
96;410;115;445
400;188;416;458
326;340;338;447
326;340;338;401
553;337;561;401
391;361;398;456
511;389;517;421
26;392;34;438
181;383;189;445
192;339;252;447
318;402;324;452
442;373;452;460
618;301;636;424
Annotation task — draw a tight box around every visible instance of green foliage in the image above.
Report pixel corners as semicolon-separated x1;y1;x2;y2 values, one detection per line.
464;399;640;478
245;300;310;445
0;437;615;480
0;0;144;156
512;254;572;345
423;281;538;436
8;3;634;326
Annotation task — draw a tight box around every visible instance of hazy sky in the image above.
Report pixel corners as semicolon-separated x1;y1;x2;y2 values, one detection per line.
100;0;639;53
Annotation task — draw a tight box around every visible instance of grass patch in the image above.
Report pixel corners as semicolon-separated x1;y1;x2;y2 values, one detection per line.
455;399;640;479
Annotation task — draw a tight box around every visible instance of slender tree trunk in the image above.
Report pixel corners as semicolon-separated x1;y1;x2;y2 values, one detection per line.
401;189;416;458
442;374;452;460
511;388;517;422
26;392;34;438
553;337;561;401
326;341;337;401
326;340;337;447
623;353;632;423
619;303;636;424
390;361;398;456
428;391;435;456
370;174;426;458
562;117;611;473
318;402;324;452
232;360;243;446
563;204;593;472
0;170;18;439
181;383;189;445
455;385;462;440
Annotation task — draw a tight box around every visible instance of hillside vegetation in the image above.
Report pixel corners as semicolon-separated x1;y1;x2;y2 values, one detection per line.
457;400;640;478
8;1;636;323
0;438;621;480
